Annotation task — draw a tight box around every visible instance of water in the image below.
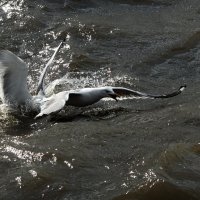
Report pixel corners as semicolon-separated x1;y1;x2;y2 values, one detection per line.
0;0;200;199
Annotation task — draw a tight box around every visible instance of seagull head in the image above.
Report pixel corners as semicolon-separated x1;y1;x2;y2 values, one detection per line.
103;87;118;101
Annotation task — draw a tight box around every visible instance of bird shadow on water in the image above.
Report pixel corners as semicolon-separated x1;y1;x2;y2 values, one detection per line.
0;105;125;136
49;106;129;123
0;101;175;135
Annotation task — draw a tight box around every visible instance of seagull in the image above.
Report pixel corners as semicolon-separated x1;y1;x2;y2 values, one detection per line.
0;40;186;119
35;85;186;118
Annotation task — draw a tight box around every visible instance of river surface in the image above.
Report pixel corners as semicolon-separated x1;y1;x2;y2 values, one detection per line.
0;0;200;199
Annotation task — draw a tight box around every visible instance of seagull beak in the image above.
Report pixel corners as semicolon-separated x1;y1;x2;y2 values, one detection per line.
109;93;118;102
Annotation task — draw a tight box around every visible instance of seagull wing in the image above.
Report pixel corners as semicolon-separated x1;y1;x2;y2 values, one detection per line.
112;85;186;99
0;50;31;105
35;91;69;118
36;40;65;96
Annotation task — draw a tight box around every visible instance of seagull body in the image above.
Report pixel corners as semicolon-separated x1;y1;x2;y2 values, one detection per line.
0;41;186;119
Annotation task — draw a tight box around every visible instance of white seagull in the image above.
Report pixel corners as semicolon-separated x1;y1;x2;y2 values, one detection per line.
0;40;186;119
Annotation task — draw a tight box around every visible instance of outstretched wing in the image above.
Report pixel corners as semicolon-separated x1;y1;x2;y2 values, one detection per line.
36;39;65;96
112;85;186;99
35;91;69;118
0;50;31;105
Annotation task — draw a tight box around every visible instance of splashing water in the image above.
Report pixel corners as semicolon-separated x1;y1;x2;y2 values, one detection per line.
45;67;138;96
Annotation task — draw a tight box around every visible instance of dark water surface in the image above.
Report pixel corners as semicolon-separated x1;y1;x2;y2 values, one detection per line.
0;0;200;199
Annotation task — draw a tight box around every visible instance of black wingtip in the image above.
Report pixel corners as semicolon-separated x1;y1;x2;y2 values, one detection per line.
62;37;66;43
179;85;186;92
61;38;66;47
62;37;66;44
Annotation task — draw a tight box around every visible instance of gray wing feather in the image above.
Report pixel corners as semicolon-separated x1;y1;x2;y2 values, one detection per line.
0;50;31;105
36;40;65;96
112;86;186;99
112;87;149;98
35;91;69;118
